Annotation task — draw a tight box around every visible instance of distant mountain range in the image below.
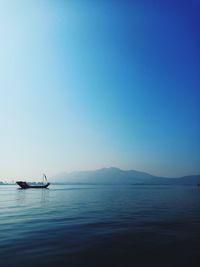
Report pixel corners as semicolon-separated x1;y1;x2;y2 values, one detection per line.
51;167;200;185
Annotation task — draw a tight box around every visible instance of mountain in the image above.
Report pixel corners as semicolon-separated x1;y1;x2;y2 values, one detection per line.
51;167;200;185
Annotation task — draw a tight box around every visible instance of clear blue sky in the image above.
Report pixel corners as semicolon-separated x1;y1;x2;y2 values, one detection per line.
0;0;199;180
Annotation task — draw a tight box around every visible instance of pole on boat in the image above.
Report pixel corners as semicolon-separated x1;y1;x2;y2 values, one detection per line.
43;173;47;184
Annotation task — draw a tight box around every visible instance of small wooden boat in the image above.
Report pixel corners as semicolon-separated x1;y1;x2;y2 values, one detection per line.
16;174;50;189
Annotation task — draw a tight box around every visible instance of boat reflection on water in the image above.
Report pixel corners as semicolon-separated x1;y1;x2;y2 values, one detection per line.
16;183;50;206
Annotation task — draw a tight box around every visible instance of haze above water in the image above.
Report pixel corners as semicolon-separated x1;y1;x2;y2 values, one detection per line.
1;184;200;267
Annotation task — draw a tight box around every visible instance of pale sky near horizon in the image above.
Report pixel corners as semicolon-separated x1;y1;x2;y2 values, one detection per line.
0;0;200;180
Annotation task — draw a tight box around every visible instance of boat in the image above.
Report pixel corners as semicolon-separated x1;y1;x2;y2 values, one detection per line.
16;174;50;189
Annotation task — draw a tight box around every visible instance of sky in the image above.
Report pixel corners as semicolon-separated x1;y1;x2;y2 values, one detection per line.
0;0;199;180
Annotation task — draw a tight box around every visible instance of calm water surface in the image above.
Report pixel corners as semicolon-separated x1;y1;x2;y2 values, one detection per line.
0;184;200;267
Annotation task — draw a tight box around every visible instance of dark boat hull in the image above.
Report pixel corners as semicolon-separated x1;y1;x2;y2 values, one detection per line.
16;181;50;189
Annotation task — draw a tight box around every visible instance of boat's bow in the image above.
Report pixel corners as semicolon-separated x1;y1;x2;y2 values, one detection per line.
16;181;29;189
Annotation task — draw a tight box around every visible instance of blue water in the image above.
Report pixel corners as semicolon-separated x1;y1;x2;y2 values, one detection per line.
0;184;200;267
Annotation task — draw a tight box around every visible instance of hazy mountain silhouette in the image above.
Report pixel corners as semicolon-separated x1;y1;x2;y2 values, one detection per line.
51;167;200;185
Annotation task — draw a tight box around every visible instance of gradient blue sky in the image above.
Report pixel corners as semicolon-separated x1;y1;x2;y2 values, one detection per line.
0;0;199;180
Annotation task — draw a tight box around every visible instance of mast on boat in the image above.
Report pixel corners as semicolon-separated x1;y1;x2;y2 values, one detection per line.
43;173;48;184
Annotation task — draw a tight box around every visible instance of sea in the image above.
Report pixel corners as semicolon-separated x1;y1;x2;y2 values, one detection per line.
0;184;200;267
